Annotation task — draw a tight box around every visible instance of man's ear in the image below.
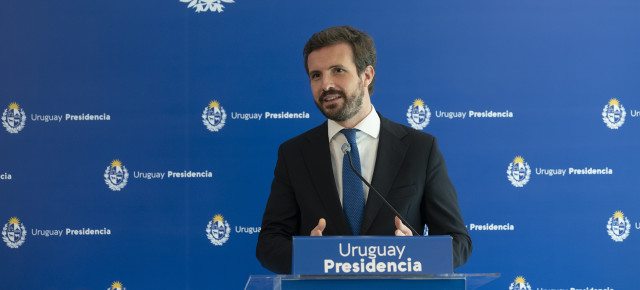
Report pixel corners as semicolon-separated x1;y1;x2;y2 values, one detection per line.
362;65;375;88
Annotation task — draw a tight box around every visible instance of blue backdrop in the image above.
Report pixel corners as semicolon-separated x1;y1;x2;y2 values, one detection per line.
1;0;638;289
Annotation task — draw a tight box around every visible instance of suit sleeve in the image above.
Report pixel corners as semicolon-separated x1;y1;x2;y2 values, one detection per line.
421;137;472;268
256;144;299;274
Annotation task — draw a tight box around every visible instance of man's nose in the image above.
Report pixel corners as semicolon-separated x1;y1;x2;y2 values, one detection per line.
321;75;335;92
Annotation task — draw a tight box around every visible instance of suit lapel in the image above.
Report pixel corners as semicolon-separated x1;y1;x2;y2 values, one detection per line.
302;123;352;235
360;115;408;234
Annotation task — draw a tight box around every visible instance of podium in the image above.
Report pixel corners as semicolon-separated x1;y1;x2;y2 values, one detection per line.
245;274;500;290
247;236;499;290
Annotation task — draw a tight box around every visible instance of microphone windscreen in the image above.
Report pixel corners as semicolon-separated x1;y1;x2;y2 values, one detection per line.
341;143;351;154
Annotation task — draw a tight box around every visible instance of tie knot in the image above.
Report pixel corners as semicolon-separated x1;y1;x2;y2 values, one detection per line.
341;129;359;145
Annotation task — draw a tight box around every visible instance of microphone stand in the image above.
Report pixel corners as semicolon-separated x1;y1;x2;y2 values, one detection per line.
344;148;420;236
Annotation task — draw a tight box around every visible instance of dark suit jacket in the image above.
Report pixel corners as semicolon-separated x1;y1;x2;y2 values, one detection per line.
256;114;472;274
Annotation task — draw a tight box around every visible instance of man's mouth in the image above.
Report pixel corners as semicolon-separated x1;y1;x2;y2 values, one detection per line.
321;90;345;104
323;95;341;102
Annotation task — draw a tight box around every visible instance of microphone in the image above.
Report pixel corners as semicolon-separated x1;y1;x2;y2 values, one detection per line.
342;143;420;236
341;143;351;155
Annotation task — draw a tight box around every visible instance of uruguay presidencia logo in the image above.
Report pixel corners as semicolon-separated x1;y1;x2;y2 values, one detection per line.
108;281;126;290
602;98;626;129
406;99;431;130
104;160;129;191
180;0;235;13
509;276;532;290
206;214;230;246
2;102;26;134
202;100;227;132
2;217;26;248
607;211;630;242
507;156;531;187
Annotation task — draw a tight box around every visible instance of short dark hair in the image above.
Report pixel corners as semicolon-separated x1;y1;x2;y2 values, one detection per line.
303;26;377;95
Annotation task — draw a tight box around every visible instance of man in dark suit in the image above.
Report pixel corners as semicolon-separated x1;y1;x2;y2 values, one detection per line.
256;26;471;274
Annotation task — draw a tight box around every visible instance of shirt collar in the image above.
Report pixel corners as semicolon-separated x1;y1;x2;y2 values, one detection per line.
328;105;380;141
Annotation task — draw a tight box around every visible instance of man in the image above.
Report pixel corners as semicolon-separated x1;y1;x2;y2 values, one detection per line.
256;26;471;274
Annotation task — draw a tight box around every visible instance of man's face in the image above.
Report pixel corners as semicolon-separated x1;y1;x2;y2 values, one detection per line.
307;43;370;122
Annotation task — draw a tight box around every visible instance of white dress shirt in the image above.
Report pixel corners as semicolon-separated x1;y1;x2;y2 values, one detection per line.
327;106;380;205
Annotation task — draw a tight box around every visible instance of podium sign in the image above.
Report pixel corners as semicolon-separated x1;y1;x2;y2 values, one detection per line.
292;236;453;275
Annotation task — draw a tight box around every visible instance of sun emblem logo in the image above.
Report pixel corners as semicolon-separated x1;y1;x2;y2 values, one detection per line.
507;156;531;187
104;160;129;191
206;214;230;246
180;0;235;13
202;100;227;132
2;102;27;134
602;98;626;129
607;211;631;242
2;217;26;248
509;276;532;290
406;99;431;130
108;281;126;290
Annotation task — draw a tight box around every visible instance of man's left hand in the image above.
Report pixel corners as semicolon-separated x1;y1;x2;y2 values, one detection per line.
394;216;413;236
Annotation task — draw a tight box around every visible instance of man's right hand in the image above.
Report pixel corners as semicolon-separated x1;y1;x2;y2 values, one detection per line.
310;218;326;236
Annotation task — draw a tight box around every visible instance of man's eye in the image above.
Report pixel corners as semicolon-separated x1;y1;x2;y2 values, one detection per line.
310;73;320;79
335;68;344;72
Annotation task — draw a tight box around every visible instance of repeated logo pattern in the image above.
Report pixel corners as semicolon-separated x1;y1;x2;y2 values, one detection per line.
2;102;26;134
108;281;126;290
602;98;626;129
206;214;230;246
507;156;531;187
202;101;227;132
2;217;26;248
406;99;431;130
104;160;129;191
180;0;235;13
607;211;630;242
509;276;532;290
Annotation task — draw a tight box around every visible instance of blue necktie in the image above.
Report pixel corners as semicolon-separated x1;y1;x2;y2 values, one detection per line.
341;129;365;235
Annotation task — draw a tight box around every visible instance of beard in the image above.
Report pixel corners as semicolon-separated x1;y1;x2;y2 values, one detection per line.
315;84;365;122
